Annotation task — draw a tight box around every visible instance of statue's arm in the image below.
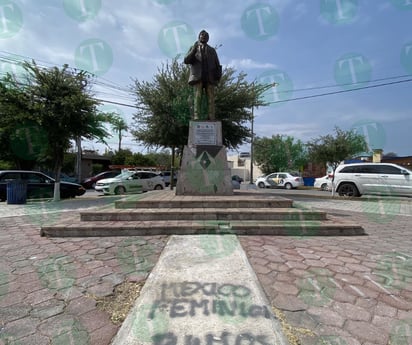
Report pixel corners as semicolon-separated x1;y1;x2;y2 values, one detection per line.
213;49;222;82
184;43;197;64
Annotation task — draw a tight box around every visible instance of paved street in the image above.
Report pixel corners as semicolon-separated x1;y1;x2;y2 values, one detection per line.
0;191;411;344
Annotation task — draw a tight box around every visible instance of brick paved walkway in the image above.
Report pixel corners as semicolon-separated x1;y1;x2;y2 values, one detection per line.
0;194;411;344
240;209;412;345
0;210;168;345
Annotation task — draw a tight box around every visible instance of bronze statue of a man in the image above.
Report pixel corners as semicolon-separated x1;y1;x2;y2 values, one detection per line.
184;30;222;120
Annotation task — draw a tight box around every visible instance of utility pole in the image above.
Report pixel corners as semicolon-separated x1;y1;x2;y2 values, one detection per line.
249;105;255;184
249;82;278;185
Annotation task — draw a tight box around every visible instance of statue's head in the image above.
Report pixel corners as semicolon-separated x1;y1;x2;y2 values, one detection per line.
198;30;209;44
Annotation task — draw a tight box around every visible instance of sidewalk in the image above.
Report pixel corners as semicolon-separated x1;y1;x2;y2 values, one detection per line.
0;193;411;344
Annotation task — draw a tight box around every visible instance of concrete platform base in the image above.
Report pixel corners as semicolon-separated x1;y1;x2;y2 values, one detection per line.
40;191;365;237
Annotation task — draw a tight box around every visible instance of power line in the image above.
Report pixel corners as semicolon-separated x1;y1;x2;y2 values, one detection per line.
269;77;412;104
281;74;412;94
0;50;134;98
2;49;412;109
95;98;148;110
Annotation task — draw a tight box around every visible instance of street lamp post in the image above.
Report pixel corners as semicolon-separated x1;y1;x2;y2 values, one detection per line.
249;82;278;184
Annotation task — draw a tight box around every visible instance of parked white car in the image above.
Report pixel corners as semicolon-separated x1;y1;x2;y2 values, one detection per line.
314;175;333;191
255;172;304;190
95;170;165;195
334;163;412;197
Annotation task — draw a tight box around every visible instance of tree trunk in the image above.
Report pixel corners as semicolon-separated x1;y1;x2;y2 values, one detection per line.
75;136;82;183
53;150;63;201
170;146;176;190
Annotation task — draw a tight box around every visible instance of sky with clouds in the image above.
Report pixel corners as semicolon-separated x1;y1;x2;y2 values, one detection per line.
1;0;411;156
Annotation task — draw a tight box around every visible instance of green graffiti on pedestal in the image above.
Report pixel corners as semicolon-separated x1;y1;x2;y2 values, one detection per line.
186;151;226;194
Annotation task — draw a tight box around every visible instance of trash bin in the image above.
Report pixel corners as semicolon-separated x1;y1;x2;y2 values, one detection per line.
303;177;315;187
7;180;27;205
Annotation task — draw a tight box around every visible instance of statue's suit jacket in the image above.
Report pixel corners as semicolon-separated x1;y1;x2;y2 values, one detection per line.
184;43;222;86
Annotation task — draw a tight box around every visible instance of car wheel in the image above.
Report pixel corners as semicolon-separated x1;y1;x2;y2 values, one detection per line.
337;183;359;197
321;183;328;191
284;183;292;190
154;184;163;190
114;186;126;195
258;182;265;188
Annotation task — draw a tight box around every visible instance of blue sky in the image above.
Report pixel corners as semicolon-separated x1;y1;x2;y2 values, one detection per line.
1;0;411;156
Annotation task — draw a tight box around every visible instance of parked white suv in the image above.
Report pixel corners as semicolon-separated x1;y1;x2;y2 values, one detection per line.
334;163;412;197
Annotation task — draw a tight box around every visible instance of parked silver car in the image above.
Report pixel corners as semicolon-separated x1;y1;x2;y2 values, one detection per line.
334;163;412;197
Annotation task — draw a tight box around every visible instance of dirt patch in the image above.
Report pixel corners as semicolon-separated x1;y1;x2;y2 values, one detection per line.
272;306;315;345
91;281;144;324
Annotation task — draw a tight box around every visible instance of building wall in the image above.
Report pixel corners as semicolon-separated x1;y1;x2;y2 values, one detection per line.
382;156;412;168
80;154;112;181
227;154;263;182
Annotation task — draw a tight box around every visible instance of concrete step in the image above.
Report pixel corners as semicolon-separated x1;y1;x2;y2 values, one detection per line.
115;198;293;209
110;235;289;345
80;208;328;222
40;217;365;237
39;191;366;237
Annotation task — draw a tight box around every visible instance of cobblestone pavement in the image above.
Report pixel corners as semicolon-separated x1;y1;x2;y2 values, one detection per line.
0;201;168;345
0;193;411;344
240;198;412;345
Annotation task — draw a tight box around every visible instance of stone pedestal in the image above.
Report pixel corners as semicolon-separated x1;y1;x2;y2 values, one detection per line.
176;121;233;195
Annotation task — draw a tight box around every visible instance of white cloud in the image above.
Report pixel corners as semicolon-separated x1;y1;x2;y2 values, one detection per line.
227;58;277;70
1;0;409;156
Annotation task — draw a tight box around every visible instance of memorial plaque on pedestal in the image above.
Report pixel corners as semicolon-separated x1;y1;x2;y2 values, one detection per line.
194;122;216;145
188;121;222;147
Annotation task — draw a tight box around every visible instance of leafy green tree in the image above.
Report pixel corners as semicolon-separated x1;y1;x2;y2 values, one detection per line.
307;127;368;173
0;74;43;169
26;61;111;200
253;135;308;174
0;160;13;170
383;152;398;158
0;61;111;200
131;59;268;151
107;113;128;151
306;127;368;194
125;152;156;167
145;150;175;169
110;149;134;165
